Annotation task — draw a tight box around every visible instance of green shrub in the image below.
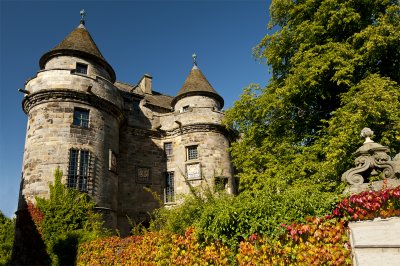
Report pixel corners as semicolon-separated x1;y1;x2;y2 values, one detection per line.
30;167;107;265
0;211;14;266
151;179;340;249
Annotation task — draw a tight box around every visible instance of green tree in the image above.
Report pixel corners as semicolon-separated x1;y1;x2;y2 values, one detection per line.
151;0;400;249
35;167;106;265
0;211;14;266
225;0;400;192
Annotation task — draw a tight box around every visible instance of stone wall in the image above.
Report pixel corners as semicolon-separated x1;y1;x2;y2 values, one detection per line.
20;100;121;228
349;217;400;266
115;93;234;235
117;127;165;235
174;95;221;111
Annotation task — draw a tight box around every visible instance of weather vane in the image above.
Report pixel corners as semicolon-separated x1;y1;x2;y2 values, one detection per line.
80;9;87;25
192;53;197;66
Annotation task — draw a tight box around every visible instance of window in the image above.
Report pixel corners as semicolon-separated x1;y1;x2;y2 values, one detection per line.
165;172;174;203
109;149;117;173
215;177;228;191
73;108;89;128
76;63;88;74
187;145;198;160
164;142;173;157
182;105;189;112
68;149;90;192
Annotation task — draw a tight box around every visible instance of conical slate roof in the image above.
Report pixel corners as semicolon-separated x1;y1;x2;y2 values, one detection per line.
39;23;116;82
171;65;224;108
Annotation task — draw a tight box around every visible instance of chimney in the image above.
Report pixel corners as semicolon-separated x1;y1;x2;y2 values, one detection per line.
138;74;152;94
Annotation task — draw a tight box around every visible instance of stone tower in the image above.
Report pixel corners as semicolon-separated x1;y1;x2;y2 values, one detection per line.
19;18;124;228
167;60;234;195
15;15;235;238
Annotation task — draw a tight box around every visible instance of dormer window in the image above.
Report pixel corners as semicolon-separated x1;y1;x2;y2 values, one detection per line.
76;63;88;75
182;105;190;112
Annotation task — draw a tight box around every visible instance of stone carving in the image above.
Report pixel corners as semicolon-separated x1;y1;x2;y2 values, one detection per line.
342;128;400;193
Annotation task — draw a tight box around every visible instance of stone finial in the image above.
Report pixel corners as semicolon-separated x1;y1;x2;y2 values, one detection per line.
341;128;400;194
80;9;86;25
361;127;374;144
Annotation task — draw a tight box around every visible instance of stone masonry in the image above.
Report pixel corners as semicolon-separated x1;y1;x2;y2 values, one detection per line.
17;19;235;236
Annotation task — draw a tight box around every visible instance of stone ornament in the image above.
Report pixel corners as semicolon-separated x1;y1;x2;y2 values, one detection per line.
342;128;400;193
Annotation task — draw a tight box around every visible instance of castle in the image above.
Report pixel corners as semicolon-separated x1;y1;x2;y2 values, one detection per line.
17;16;234;235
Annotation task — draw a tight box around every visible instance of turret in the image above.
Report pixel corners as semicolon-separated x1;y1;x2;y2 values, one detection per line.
18;12;124;229
165;55;234;196
171;54;224;112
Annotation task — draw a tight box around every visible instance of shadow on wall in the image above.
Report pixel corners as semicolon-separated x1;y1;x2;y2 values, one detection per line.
11;196;81;266
117;124;168;236
11;195;50;266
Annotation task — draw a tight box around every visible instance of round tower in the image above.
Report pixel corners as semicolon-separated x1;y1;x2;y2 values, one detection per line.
18;16;124;228
169;56;234;194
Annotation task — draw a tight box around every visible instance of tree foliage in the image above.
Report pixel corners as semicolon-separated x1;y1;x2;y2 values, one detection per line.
225;0;400;192
0;211;14;266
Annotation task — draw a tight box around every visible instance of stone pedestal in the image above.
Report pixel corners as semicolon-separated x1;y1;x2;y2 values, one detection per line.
349;217;400;266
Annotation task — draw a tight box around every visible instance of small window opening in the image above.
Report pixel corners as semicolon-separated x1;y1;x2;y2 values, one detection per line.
73;108;89;128
165;171;174;203
182;105;190;112
215;177;228;191
164;142;173;157
187;145;198;160
76;63;88;75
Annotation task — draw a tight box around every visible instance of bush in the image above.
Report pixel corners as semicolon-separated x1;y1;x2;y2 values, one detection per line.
0;211;14;266
77;186;400;264
29;167;107;265
333;184;400;220
77;227;232;265
152;180;340;249
237;217;351;265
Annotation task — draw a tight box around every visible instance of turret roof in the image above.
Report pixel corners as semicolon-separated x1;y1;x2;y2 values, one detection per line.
39;23;116;82
171;65;224;108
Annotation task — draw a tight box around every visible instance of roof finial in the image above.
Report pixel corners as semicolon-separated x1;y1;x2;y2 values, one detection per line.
192;53;198;69
80;9;86;25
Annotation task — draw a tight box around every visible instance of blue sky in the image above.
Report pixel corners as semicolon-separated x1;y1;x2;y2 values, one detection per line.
0;0;271;218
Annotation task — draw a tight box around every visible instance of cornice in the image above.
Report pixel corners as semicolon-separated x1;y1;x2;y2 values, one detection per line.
22;89;125;123
124;123;235;141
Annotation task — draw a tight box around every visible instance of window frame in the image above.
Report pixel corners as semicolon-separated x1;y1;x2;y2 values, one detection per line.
76;62;88;75
182;105;190;112
214;176;228;192
165;171;175;203
73;108;90;128
186;145;198;161
67;149;91;192
109;149;117;173
164;142;173;157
